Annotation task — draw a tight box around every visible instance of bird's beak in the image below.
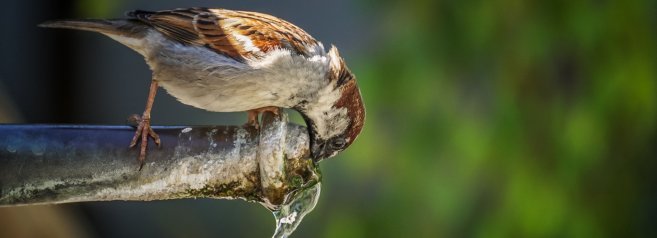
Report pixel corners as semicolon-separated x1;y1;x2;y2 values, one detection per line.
311;140;327;162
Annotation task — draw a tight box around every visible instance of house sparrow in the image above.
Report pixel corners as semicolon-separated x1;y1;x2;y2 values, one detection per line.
40;7;365;168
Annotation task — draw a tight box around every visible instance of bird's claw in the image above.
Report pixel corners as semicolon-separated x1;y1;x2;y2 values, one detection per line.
245;106;281;130
245;117;260;130
129;114;160;170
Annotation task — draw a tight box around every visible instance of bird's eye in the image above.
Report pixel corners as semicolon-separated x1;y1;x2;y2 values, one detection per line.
330;138;347;149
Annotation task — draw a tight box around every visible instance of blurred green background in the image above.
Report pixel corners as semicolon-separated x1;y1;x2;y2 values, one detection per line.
1;0;656;237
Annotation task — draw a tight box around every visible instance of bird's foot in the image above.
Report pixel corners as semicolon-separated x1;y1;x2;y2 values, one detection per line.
128;114;161;170
245;106;281;130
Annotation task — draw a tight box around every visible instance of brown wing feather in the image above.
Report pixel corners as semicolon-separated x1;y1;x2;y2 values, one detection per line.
128;9;200;44
127;8;319;60
216;9;319;56
192;11;244;59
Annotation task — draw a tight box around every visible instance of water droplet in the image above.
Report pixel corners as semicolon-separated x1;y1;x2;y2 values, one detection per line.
6;144;17;153
5;135;20;153
279;211;297;224
31;143;46;156
271;182;321;238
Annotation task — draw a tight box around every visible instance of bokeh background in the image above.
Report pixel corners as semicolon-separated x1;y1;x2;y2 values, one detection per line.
1;0;656;237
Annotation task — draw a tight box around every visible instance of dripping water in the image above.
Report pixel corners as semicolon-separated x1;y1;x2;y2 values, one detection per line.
269;182;321;238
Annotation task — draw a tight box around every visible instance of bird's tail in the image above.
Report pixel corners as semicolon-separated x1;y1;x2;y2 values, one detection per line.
38;19;146;38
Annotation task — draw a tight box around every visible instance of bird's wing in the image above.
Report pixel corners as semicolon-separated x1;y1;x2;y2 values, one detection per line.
127;8;320;61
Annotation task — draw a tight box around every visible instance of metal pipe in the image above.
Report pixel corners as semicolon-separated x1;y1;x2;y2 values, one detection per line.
0;113;319;208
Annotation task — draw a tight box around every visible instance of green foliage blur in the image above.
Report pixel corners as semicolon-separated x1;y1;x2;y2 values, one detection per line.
57;0;657;237
315;0;657;237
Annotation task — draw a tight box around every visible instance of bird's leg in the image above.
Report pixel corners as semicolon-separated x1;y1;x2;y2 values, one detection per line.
129;79;161;170
246;111;260;129
245;106;281;129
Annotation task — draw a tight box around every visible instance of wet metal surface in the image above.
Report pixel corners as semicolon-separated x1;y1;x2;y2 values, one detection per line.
0;113;319;208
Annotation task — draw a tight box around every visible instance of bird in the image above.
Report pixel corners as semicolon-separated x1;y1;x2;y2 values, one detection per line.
39;7;365;168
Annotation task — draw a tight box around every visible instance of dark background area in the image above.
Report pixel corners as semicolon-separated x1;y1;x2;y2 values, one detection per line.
1;0;657;237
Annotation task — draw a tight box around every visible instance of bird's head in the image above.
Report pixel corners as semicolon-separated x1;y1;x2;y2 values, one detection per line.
298;46;365;162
